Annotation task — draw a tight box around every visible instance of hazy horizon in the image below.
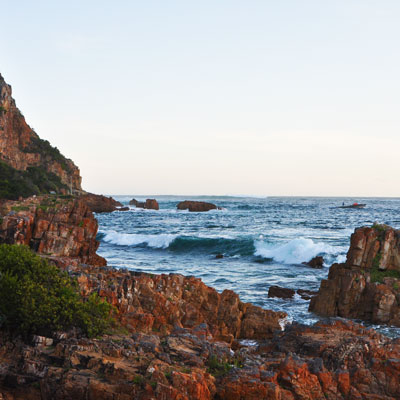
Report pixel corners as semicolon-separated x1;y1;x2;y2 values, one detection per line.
2;1;399;197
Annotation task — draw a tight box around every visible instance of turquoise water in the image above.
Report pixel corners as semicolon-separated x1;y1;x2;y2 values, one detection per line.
96;196;400;336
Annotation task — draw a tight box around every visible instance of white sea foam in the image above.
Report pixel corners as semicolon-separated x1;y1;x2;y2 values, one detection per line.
101;230;178;248
254;237;337;264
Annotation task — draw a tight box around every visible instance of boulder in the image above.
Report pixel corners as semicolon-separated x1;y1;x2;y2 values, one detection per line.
302;256;324;269
268;285;295;299
177;201;219;212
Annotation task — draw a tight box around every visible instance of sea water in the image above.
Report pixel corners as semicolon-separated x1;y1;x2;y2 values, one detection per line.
96;196;400;337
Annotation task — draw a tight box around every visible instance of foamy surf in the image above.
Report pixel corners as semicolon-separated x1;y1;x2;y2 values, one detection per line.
100;230;178;249
254;237;337;264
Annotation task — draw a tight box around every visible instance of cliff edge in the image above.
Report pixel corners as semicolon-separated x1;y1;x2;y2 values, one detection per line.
0;74;82;197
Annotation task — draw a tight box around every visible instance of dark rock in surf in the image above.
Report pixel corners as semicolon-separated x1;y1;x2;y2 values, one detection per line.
129;198;159;210
268;285;295;299
116;206;130;211
216;254;224;259
144;199;159;210
302;256;324;269
177;200;219;212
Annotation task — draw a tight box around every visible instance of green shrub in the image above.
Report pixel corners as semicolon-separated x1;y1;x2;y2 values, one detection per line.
207;355;232;377
0;244;113;338
0;160;68;200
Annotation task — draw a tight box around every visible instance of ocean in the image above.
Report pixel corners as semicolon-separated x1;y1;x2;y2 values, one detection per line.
96;196;400;337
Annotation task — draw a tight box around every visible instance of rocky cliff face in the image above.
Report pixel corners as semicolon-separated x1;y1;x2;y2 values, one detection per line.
0;195;105;266
310;225;400;326
72;266;286;343
0;74;82;193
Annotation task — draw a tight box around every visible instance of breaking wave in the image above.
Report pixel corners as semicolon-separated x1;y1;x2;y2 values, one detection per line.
254;237;337;264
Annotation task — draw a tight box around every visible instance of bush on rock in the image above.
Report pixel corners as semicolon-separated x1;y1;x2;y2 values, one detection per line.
0;244;113;338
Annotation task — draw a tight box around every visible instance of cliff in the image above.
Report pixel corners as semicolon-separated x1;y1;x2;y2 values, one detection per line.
0;195;105;266
310;225;400;326
0;74;82;197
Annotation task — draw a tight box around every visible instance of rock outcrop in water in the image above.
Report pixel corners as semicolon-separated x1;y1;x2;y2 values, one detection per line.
0;74;82;195
0;195;106;266
129;198;159;210
177;201;219;212
81;193;123;213
310;224;400;326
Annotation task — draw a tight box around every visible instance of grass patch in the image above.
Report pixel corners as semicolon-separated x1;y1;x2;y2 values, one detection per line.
370;253;400;283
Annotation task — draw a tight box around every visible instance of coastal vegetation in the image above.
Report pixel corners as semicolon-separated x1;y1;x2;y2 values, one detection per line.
22;135;71;172
0;244;113;338
0;160;68;199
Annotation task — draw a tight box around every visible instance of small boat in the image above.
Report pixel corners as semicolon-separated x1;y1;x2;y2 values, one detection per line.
338;202;366;209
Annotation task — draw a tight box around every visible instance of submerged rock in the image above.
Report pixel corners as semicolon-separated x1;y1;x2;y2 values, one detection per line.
177;200;219;212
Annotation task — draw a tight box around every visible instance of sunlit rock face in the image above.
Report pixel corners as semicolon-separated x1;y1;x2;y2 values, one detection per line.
0;196;105;266
0;73;82;192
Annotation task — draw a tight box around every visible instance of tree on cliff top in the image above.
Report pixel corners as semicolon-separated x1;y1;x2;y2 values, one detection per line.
0;244;113;338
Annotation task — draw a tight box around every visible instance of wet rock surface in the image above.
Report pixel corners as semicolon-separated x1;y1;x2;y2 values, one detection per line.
268;285;295;299
303;256;324;269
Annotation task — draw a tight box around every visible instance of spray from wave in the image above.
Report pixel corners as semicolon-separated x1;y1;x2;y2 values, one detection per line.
99;230;177;249
254;238;337;264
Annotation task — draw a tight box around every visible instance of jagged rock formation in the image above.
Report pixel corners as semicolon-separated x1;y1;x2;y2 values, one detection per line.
310;225;400;326
0;195;105;266
0;74;82;194
73;266;286;343
0;317;398;399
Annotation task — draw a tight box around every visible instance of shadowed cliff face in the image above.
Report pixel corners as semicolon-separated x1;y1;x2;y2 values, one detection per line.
310;225;400;326
0;74;82;193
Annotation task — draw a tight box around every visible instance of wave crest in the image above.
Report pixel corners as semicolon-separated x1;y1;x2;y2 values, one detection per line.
254;238;336;264
99;231;177;249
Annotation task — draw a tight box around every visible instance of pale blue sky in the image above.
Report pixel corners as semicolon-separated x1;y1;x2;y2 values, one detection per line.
1;1;399;196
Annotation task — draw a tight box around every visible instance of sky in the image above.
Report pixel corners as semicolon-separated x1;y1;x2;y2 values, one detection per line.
1;1;399;196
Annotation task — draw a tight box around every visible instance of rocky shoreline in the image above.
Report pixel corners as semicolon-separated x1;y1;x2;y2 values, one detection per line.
0;196;399;399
